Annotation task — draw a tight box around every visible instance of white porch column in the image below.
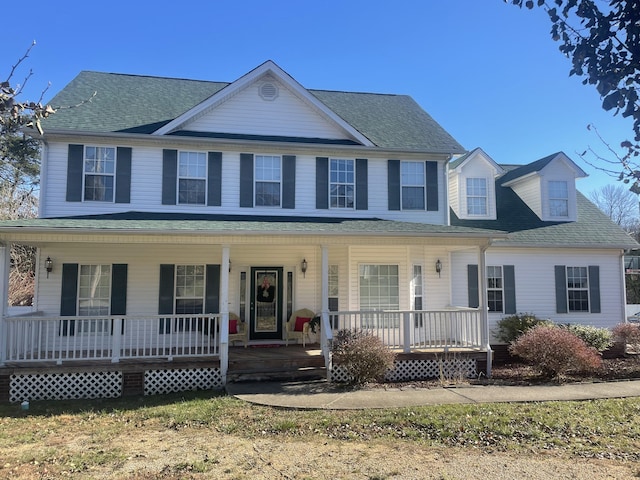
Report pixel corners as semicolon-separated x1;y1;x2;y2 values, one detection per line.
320;245;331;378
479;245;492;378
0;243;11;366
220;246;230;384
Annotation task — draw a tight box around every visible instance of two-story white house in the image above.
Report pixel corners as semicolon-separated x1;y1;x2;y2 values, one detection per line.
0;61;635;402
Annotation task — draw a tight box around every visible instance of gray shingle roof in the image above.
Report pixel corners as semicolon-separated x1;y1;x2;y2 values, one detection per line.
43;71;465;153
451;181;638;249
0;213;503;237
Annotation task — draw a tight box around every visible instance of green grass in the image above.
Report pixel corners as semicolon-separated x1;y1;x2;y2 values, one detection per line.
1;390;640;461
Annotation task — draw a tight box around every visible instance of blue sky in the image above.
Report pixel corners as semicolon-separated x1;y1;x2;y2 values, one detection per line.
4;0;633;195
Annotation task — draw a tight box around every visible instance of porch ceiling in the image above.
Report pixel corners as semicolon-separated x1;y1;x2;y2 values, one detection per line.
0;212;506;246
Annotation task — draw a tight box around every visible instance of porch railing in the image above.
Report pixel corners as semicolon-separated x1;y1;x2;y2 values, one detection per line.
2;314;220;364
328;309;483;352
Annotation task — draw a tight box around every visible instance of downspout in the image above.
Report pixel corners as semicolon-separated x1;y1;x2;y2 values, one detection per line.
0;243;11;366
39;139;48;218
444;154;452;226
620;249;628;323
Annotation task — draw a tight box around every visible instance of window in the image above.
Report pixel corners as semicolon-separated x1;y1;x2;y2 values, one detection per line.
466;178;487;215
255;155;281;206
330;159;354;208
359;265;399;327
175;265;205;314
77;264;111;334
401;162;425;210
549;180;569;217
412;265;423;326
567;266;589;312
84;146;115;202
487;266;503;312
328;265;339;312
178;151;206;205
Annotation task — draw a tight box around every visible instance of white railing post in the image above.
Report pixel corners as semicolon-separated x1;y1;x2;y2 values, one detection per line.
320;246;332;378
403;311;411;353
0;243;10;366
111;317;122;363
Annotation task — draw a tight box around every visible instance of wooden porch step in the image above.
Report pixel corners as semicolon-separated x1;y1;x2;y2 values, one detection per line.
227;366;327;383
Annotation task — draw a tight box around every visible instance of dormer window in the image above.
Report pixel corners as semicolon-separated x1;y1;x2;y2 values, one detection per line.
466;178;487;216
549;180;569;217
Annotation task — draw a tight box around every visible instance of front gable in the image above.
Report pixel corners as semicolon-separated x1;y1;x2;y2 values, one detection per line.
449;148;504;220
501;152;586;222
154;61;374;146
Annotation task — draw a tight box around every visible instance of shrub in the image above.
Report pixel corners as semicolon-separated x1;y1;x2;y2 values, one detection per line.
493;313;553;344
559;323;613;352
612;323;640;351
509;325;602;379
331;329;396;385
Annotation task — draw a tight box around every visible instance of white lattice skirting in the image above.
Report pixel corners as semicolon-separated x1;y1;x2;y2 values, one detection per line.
144;367;223;396
10;371;122;403
331;358;477;383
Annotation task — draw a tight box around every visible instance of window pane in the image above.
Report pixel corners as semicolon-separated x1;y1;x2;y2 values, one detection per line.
78;264;111;317
549;181;569;217
359;264;399;326
402;186;425;209
330;159;355;209
255;181;281;206
466;178;487;215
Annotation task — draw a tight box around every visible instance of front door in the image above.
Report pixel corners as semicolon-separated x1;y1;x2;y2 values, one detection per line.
250;267;284;340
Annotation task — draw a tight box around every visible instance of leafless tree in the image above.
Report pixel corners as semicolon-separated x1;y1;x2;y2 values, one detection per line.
589;184;639;229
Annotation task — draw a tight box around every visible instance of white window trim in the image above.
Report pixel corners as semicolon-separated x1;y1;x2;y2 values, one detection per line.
401;161;426;211
254;154;282;208
566;266;590;312
177;150;207;206
548;180;569;219
466;177;488;217
486;265;503;313
83;146;116;203
329;158;355;209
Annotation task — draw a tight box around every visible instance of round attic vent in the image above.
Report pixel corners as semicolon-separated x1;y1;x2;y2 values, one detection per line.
259;82;279;101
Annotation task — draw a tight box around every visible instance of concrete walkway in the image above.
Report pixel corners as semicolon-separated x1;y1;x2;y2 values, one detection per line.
225;379;640;410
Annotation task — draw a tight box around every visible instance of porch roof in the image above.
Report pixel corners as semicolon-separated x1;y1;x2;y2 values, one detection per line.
0;212;505;238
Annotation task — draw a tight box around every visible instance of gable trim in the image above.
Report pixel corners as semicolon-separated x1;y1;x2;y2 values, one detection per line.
152;61;374;147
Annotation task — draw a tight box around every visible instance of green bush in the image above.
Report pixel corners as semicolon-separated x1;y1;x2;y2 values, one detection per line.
509;325;602;379
331;329;397;385
493;313;553;343
559;323;613;352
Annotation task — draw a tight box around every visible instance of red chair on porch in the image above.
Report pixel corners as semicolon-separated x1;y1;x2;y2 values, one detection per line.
228;312;248;348
285;308;316;346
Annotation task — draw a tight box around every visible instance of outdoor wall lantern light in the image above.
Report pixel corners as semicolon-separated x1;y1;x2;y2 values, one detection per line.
301;258;308;278
435;259;442;278
45;256;53;278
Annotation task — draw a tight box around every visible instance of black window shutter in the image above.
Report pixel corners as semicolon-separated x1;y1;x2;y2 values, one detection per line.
60;263;79;336
162;149;177;205
110;264;128;315
356;158;368;210
388;160;400;210
589;265;601;313
468;264;479;308
282;155;296;209
158;264;175;333
205;264;221;314
426;161;438;211
115;147;132;203
555;265;568;313
503;265;516;314
207;151;222;206
316;157;328;209
66;144;84;202
240;153;254;207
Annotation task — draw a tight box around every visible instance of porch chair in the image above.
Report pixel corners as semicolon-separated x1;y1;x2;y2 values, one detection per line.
228;312;248;348
285;308;316;347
